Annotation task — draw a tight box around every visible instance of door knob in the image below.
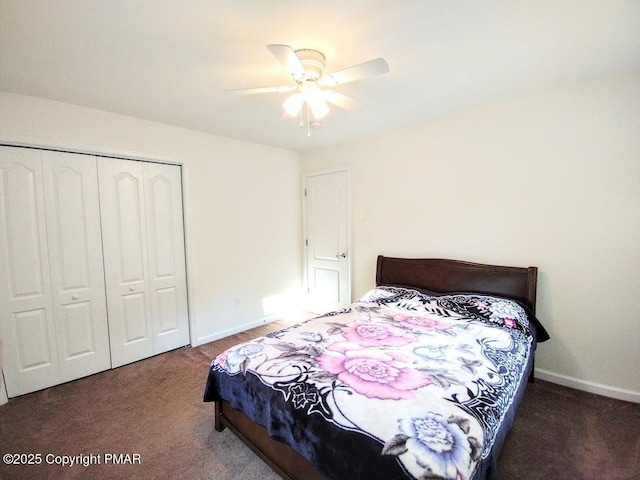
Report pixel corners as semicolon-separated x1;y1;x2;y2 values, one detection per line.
336;253;347;259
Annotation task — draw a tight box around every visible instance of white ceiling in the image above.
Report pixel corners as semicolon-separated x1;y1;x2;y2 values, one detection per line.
1;0;639;152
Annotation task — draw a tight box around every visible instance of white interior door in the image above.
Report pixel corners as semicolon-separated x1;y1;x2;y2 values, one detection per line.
304;170;350;313
99;159;154;367
0;147;60;396
42;151;111;381
143;162;189;354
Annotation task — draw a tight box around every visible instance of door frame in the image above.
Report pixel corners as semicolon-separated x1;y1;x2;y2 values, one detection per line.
302;167;351;313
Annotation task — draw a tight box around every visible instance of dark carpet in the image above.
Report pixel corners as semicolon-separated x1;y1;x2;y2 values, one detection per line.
1;321;638;480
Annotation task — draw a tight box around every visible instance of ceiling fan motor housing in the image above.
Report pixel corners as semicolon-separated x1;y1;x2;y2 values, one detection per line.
294;49;326;82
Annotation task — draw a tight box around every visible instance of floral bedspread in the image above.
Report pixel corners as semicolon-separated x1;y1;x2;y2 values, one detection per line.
204;286;545;480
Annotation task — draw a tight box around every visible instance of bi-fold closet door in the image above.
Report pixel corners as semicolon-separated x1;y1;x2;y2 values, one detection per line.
0;147;111;397
0;146;189;397
98;158;189;368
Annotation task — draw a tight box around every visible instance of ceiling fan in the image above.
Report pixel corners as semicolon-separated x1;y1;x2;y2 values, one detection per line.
227;44;390;135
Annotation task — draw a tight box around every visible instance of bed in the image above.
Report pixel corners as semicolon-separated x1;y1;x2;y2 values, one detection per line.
204;256;549;480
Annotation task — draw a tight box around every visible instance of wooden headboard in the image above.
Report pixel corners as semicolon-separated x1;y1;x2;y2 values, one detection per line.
376;256;538;314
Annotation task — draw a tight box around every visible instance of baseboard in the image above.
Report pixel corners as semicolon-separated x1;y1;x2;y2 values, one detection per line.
535;368;640;404
192;314;279;347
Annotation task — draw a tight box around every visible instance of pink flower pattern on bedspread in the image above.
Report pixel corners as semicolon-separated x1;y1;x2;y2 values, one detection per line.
393;313;453;333
317;342;431;400
341;320;418;347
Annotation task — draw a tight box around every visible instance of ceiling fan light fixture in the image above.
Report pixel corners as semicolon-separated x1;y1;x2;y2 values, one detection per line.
308;96;329;119
300;81;329;119
283;92;304;117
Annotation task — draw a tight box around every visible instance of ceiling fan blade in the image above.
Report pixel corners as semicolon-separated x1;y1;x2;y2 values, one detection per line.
320;58;389;86
267;44;305;77
225;85;296;95
323;91;357;111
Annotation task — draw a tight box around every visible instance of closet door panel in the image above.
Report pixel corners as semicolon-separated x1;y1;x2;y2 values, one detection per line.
14;309;54;372
157;287;180;333
42;151;111;381
98;159;153;367
144;163;189;353
0;147;60;397
116;173;146;284
60;301;95;355
122;292;149;341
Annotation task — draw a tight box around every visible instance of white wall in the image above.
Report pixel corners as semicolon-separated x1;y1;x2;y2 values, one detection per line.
301;75;640;402
0;92;302;349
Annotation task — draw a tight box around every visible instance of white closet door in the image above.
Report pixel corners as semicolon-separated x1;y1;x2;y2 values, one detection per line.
0;147;60;396
99;159;154;367
42;151;111;381
144;162;189;354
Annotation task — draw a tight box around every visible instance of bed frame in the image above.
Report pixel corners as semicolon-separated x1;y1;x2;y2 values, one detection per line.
376;256;537;313
213;256;538;480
